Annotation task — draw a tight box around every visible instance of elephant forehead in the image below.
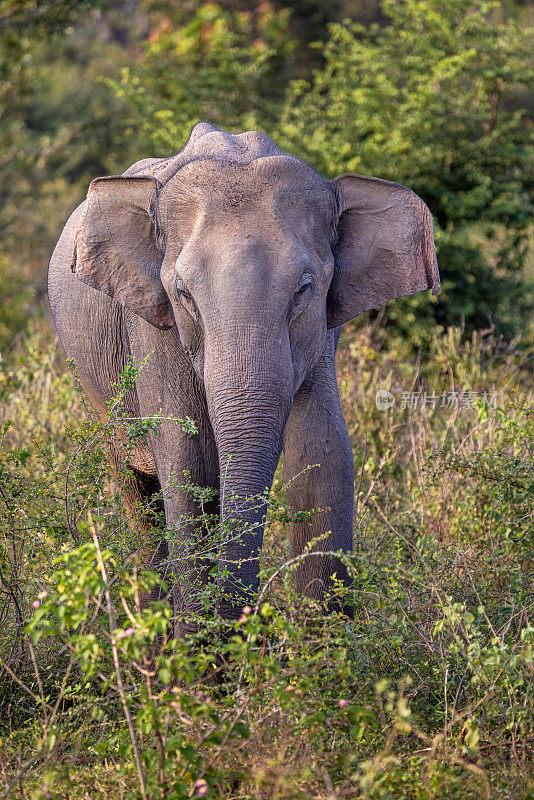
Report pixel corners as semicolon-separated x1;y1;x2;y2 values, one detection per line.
159;156;336;223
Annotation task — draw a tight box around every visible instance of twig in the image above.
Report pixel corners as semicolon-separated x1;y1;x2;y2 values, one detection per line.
0;754;40;800
91;527;147;799
354;434;367;526
28;640;48;725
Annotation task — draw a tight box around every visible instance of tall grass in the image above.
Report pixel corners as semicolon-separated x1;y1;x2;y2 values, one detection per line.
0;323;532;799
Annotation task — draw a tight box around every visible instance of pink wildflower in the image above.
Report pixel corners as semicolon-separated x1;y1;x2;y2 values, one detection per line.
338;699;348;707
116;627;135;641
32;600;40;609
242;605;252;615
195;778;208;796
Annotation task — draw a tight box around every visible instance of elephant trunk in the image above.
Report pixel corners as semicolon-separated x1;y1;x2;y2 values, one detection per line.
205;346;294;618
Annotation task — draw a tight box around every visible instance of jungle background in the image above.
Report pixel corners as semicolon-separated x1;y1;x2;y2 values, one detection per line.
0;1;533;798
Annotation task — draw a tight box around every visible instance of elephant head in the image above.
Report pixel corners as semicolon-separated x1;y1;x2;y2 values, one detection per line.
72;122;439;613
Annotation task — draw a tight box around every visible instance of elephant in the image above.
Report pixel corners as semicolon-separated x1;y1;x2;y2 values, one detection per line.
48;122;439;630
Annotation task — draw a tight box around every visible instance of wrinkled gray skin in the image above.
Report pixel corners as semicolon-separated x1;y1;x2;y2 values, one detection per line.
48;122;439;628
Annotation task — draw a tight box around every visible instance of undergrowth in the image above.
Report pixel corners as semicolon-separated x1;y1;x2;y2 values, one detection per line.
0;323;532;799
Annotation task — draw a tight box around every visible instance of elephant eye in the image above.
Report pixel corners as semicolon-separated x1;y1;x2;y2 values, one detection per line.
291;273;315;319
176;280;199;321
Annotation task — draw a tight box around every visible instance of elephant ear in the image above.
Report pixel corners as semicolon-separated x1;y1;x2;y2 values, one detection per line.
72;175;174;329
327;174;440;328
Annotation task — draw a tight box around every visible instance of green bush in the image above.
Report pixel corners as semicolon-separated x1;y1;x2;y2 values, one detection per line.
111;2;295;154
0;256;34;352
0;328;532;798
279;0;534;346
108;0;534;350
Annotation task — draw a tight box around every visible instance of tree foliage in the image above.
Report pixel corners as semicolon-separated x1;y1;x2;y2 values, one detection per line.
0;0;131;343
279;0;534;344
112;2;295;153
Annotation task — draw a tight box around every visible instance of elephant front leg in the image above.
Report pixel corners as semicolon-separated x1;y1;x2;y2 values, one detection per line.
160;487;221;635
282;333;354;615
154;434;220;636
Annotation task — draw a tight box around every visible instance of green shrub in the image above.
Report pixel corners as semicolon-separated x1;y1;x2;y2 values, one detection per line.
0;256;35;353
0;328;532;798
110;2;295;154
279;0;534;346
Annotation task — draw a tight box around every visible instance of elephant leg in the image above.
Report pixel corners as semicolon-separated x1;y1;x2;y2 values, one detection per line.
161;471;220;636
122;319;221;634
282;328;354;614
107;441;170;606
149;420;220;636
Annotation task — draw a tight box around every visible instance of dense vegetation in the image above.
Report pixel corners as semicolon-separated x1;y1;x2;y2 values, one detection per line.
0;0;533;797
1;323;532;798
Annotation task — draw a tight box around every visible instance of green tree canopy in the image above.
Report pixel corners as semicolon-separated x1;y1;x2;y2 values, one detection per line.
112;2;295;153
278;0;534;344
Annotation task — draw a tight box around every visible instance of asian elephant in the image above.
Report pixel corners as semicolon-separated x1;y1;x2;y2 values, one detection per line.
48;122;439;629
